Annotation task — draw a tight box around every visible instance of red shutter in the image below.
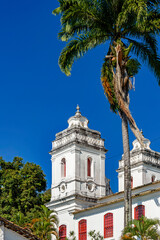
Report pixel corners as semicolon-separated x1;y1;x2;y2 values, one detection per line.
134;205;145;220
64;159;66;177
59;225;66;240
87;158;91;177
104;213;113;238
131;177;133;189
79;219;87;240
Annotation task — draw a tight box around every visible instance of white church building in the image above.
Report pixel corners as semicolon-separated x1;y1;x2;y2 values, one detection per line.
46;106;160;240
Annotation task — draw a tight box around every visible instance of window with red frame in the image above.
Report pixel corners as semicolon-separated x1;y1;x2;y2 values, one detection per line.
59;225;66;240
79;219;87;240
134;205;145;220
61;158;66;178
104;213;113;238
131;176;133;189
87;158;91;177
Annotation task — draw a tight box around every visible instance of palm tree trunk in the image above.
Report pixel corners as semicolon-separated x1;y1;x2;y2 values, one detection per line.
121;111;132;226
114;43;132;227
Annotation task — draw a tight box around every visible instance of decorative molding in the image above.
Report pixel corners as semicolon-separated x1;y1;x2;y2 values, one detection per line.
52;178;106;189
119;152;160;169
52;132;105;151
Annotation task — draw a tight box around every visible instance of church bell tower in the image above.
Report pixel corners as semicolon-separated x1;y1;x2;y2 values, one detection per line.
48;106;107;212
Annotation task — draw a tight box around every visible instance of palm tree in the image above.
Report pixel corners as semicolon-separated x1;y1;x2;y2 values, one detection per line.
12;212;26;227
121;216;160;240
27;205;59;240
53;0;160;226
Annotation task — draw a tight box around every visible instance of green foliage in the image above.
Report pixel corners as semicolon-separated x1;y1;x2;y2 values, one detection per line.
42;188;51;204
58;31;108;76
126;59;141;77
12;212;26;227
53;0;160;85
53;0;160;114
0;156;49;224
27;205;58;240
66;231;77;240
88;230;104;240
65;230;104;240
121;216;160;240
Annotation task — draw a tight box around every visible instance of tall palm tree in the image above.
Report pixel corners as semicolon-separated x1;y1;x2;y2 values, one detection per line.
53;0;160;226
121;216;160;240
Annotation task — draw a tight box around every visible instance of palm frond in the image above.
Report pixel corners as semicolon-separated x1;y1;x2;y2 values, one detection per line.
117;0;147;30
52;7;61;15
143;11;160;34
122;216;160;240
124;29;158;55
59;31;108;75
55;0;115;42
126;38;160;84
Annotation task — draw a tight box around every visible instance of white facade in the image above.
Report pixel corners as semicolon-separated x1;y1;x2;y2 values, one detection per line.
74;183;160;240
0;227;27;240
47;107;160;240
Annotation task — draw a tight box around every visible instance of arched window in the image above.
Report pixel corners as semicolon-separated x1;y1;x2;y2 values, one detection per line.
131;176;133;189
79;219;87;240
151;175;155;182
104;213;113;238
87;158;92;177
134;205;145;220
61;158;66;178
59;225;67;240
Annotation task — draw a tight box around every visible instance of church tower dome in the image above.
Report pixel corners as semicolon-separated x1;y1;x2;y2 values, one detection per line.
68;105;89;128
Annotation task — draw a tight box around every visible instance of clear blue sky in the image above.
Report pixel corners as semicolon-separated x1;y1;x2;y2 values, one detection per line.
0;0;160;193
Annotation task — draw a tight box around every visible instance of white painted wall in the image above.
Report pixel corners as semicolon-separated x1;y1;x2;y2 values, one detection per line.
0;225;4;240
1;227;28;240
119;164;160;192
51;143;106;200
73;190;160;240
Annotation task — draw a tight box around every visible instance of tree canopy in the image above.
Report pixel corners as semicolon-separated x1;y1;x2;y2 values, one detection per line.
0;156;50;223
53;0;160;82
26;205;58;240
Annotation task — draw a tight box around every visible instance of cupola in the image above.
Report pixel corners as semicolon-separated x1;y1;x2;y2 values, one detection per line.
68;105;89;128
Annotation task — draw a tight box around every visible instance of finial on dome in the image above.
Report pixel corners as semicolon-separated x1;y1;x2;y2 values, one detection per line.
76;104;80;113
75;104;81;117
67;105;89;128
